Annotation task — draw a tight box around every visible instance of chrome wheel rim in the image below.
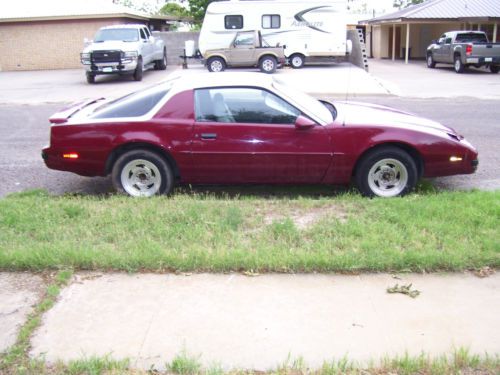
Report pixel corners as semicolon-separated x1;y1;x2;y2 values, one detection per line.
427;55;432;67
210;60;223;72
368;158;408;197
454;59;460;71
262;59;275;72
121;159;162;197
292;56;302;67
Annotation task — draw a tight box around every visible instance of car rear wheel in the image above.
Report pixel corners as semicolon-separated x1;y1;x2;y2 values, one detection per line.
259;56;277;73
86;72;95;84
207;57;226;72
112;149;173;197
355;147;417;198
133;57;143;81
426;53;436;68
290;54;305;69
454;56;465;73
490;65;500;74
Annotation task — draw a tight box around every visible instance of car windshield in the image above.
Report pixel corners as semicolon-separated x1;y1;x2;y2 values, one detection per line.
94;28;139;42
89;82;172;119
272;79;334;124
455;33;488;43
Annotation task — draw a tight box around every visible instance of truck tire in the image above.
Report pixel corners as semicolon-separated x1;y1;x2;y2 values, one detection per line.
290;54;305;69
426;53;436;68
133;57;143;81
155;49;167;70
490;65;500;74
207;57;226;72
259;56;277;74
454;55;465;73
86;72;95;84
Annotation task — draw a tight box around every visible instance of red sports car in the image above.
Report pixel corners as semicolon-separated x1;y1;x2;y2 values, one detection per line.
42;73;478;197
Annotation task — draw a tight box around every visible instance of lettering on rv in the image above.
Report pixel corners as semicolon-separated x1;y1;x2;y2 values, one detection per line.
293;6;335;34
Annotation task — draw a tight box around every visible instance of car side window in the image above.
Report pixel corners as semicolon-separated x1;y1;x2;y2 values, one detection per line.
445;37;452;44
144;28;151;38
140;29;147;40
234;32;255;46
194;88;300;125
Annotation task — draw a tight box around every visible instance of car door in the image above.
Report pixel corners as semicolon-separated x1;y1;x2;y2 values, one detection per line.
433;35;446;62
228;32;257;66
139;27;152;62
190;87;332;184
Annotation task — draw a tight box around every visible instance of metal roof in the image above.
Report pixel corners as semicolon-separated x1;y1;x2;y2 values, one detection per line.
362;0;500;24
0;0;189;23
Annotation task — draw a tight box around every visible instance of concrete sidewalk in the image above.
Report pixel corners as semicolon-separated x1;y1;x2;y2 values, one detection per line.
30;272;499;371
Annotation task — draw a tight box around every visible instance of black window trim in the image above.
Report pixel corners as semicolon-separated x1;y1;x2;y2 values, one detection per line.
262;14;281;29
224;15;244;30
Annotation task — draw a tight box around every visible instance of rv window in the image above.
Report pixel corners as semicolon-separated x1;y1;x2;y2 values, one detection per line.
225;15;243;30
262;15;280;29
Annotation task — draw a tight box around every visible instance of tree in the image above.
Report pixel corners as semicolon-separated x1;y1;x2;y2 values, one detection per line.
186;0;211;25
159;2;189;18
393;0;425;10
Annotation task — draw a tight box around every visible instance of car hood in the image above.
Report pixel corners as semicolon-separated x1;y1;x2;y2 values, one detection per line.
335;101;456;135
83;40;138;53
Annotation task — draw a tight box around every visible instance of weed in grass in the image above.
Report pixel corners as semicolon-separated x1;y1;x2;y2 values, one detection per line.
168;350;202;375
63;355;130;375
386;283;421;298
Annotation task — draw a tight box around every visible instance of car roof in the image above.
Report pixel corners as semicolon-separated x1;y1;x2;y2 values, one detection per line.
100;24;146;30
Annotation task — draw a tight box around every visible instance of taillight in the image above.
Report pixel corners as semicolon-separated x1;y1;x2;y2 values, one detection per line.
466;44;472;56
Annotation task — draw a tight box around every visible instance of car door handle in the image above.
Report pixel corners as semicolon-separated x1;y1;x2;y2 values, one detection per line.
201;133;217;140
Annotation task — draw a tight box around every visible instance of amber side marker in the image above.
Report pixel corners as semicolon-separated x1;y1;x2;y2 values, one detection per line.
63;153;79;159
449;156;463;162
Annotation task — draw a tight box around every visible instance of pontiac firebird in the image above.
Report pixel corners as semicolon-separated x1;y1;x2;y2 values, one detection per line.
42;73;478;197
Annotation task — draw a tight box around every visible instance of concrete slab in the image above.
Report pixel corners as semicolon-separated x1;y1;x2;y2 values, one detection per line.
367;59;500;100
0;273;44;353
30;273;500;371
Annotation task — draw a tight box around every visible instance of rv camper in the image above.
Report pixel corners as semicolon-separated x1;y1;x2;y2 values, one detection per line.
198;0;351;68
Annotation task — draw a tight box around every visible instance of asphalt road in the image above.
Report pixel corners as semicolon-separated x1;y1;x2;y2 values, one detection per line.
0;97;498;198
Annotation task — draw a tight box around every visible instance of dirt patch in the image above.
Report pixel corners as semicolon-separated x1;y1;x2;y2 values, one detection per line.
259;203;348;230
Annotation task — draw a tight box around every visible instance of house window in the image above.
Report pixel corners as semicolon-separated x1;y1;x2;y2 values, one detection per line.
225;15;243;29
262;15;280;29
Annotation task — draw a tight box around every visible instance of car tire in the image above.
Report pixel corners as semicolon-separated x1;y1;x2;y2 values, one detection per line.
259;55;277;74
112;149;174;197
155;49;167;70
133;57;143;81
86;72;95;84
207;57;226;72
490;65;500;74
290;54;305;69
426;53;436;68
454;55;465;73
355;147;418;198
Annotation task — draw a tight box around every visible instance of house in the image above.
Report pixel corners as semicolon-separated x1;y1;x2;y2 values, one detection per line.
360;0;500;63
0;0;189;71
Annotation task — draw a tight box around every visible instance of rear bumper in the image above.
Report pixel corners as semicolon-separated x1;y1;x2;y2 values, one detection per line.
42;146;105;177
465;56;500;65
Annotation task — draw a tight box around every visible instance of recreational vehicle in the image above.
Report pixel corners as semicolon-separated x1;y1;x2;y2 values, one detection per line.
198;0;351;68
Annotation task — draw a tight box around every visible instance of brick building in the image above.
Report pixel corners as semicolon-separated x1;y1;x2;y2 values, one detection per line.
0;0;186;71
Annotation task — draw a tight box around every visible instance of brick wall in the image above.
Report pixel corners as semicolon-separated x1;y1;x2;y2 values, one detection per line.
0;18;145;71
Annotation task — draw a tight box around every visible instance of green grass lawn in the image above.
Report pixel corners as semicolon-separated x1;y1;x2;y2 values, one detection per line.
0;188;498;272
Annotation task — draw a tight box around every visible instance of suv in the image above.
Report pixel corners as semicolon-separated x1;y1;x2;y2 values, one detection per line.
80;24;167;83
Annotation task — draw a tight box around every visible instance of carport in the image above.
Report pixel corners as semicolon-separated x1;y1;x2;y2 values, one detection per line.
360;0;500;63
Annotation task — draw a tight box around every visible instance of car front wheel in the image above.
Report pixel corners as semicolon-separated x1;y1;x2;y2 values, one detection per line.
112;149;174;197
355;147;417;198
207;57;226;72
86;72;95;84
133;57;143;81
426;53;436;68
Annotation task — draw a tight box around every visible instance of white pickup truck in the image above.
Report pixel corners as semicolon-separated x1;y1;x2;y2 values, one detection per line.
80;24;167;83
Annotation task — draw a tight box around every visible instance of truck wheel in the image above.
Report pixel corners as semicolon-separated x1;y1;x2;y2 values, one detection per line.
133;57;143;81
426;53;436;68
454;56;465;73
207;57;226;72
490;65;500;74
290;54;305;69
155;49;167;70
86;72;95;84
259;56;277;74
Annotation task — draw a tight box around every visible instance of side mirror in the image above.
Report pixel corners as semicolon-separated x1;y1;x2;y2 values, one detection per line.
295;115;315;130
431;39;437;44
